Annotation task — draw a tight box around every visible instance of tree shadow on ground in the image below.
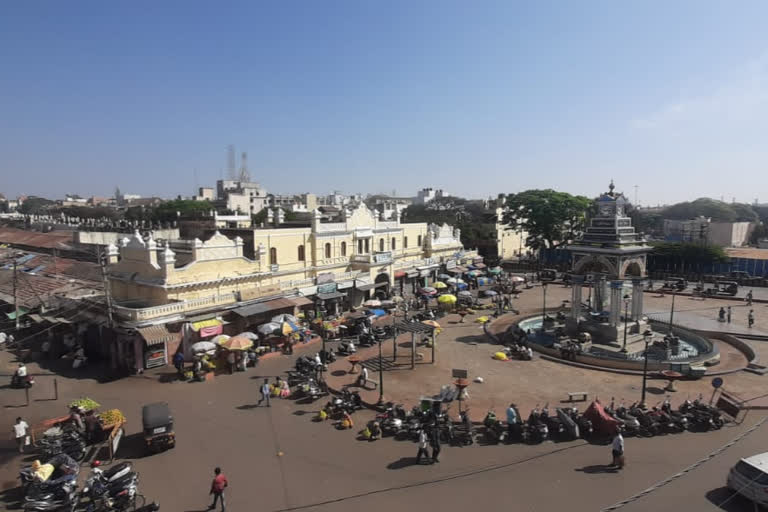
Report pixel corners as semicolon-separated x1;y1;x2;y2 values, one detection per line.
705;486;752;511
574;464;619;474
330;370;347;377
454;334;495;346
236;404;259;410
645;387;665;395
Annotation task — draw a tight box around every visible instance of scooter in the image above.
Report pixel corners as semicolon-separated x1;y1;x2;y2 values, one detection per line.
483;410;506;444
11;373;35;389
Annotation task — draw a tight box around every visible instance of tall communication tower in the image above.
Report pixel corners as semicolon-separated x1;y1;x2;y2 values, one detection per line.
227;145;236;180
238;152;251;182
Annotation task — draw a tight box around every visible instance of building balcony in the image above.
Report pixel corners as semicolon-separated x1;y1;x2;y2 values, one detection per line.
113;292;240;323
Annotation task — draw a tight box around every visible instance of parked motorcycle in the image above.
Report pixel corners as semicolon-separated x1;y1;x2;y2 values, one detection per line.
526;407;549;443
540;405;564;440
37;426;86;462
483;410;507;444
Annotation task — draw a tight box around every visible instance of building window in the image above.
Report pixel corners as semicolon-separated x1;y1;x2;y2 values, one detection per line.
391;237;396;250
298;245;305;261
417;235;422;247
325;242;332;259
365;239;370;253
404;236;408;249
341;241;347;256
270;247;278;265
379;238;384;252
358;239;363;254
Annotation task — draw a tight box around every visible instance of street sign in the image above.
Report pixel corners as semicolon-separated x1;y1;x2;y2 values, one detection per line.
711;377;724;389
452;369;468;379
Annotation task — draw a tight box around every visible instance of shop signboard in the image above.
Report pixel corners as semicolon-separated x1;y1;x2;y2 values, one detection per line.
317;283;338;295
270;264;280;272
240;284;281;302
446;259;457;270
373;251;392;264
317;272;335;285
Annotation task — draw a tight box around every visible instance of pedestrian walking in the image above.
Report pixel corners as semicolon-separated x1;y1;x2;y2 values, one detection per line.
749;309;755;329
416;428;430;463
727;306;732;323
747;290;754;306
257;378;271;407
207;467;228;511
227;351;235;374
611;429;625;469
12;417;29;453
430;427;441;463
173;351;185;375
718;307;726;322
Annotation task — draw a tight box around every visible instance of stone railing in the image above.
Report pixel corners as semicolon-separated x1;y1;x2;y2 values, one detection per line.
280;277;316;290
350;254;372;264
113;292;239;322
316;222;346;232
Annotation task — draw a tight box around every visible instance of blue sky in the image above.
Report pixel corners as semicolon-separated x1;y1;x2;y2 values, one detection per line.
2;1;768;205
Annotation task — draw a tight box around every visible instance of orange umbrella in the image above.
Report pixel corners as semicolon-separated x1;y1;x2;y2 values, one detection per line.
218;336;254;351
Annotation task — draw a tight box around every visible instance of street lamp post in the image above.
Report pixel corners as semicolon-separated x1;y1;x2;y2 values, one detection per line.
621;294;630;353
377;329;384;406
541;282;548;332
640;329;653;407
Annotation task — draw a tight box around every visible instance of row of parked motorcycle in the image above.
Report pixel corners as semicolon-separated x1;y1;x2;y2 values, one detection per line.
19;456;157;512
606;398;725;437
17;422;158;512
368;396;726;447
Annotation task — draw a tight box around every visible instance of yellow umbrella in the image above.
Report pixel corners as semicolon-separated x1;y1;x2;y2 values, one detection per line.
475;316;490;324
437;294;457;304
433;281;448;289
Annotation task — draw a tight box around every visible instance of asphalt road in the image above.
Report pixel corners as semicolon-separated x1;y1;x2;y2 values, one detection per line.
2;346;767;512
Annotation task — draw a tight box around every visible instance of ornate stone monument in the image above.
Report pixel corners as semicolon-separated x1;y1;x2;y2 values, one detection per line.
566;181;651;347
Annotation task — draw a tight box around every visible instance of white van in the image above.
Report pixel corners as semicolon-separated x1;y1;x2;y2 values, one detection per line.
727;452;768;507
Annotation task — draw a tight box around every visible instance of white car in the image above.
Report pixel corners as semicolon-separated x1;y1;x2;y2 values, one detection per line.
727;452;768;507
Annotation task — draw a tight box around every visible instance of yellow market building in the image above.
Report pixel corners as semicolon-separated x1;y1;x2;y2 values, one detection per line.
106;204;477;370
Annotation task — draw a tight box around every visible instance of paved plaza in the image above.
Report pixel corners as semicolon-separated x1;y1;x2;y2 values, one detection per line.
2;284;768;511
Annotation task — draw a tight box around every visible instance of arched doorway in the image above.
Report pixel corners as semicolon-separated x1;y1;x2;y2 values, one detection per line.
624;261;643;277
374;273;390;300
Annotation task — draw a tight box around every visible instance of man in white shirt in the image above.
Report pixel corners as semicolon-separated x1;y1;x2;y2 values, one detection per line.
416;428;430;463
13;417;29;453
358;366;369;388
16;363;27;378
611;429;625;469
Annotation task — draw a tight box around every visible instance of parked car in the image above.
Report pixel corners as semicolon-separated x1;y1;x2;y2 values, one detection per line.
727;452;768;507
142;402;175;453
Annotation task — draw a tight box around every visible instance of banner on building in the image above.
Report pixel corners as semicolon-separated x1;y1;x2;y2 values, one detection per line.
316;272;335;285
200;324;223;337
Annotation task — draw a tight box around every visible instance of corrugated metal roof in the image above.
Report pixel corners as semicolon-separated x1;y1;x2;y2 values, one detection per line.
137;324;181;346
233;298;296;317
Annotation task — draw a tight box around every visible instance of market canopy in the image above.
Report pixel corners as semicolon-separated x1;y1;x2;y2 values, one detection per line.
5;307;30;320
437;294;457;304
137;324;180;347
316;291;347;300
233;298;297;318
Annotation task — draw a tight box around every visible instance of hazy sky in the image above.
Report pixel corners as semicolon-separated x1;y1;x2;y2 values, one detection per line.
2;1;768;205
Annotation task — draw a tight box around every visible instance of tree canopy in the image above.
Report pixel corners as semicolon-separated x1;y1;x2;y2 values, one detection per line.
401;196;496;247
663;198;758;222
18;196;56;215
502;189;592;250
650;242;728;264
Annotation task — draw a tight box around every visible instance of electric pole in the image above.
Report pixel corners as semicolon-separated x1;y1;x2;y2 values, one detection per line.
98;248;114;329
13;259;20;330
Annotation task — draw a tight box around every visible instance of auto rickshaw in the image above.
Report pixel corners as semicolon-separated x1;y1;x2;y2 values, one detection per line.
142;402;175;453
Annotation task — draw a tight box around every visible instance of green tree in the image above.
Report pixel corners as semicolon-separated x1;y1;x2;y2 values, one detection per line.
663;198;758;222
502;189;592;249
18;196;55;215
650;242;728;265
750;223;767;245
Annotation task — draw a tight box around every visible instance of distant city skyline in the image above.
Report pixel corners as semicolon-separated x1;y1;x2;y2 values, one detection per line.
2;1;768;205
